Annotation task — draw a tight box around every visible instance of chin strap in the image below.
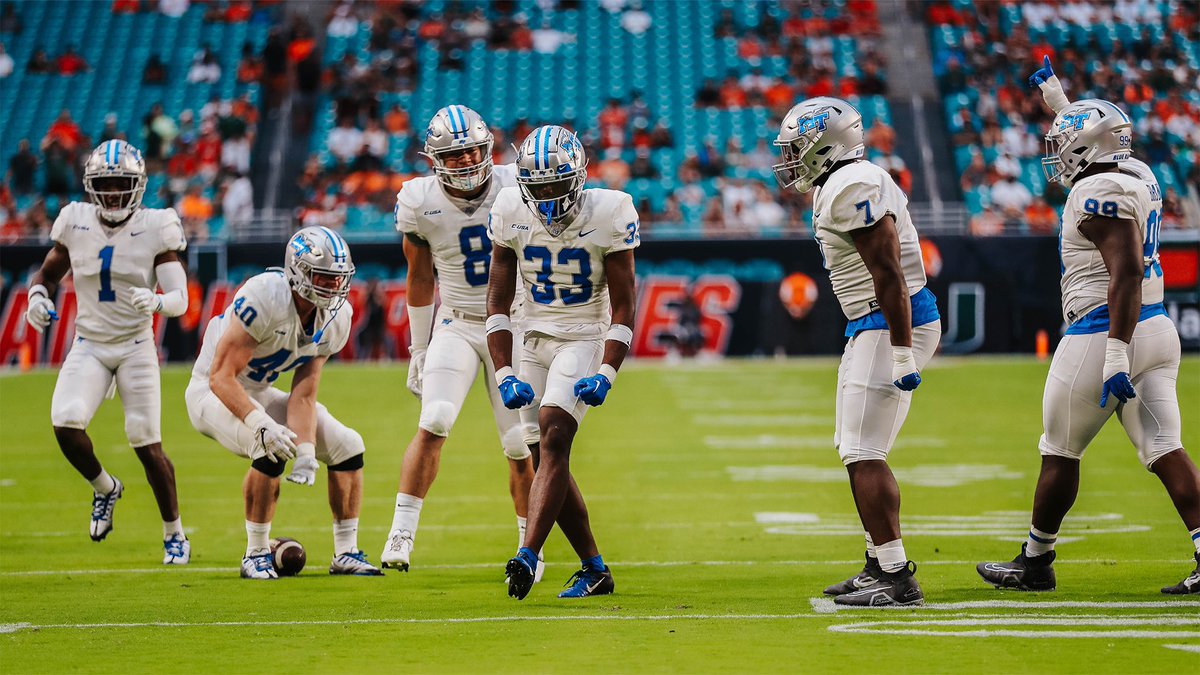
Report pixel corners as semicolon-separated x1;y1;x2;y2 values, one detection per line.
312;299;344;345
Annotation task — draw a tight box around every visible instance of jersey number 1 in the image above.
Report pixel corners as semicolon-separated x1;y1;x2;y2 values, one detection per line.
98;245;116;302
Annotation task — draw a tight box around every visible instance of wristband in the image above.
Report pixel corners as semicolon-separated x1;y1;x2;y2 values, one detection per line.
28;284;49;300
244;409;272;430
295;442;316;458
486;314;513;335
892;346;916;369
606;324;633;346
598;363;618;384
495;366;515;385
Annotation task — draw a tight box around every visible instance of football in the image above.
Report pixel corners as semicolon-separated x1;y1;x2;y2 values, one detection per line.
269;537;306;577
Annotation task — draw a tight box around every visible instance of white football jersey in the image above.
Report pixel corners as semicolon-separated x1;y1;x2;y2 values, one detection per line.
50;202;187;342
1059;171;1162;324
192;271;353;392
395;164;518;317
810;161;927;320
488;187;640;339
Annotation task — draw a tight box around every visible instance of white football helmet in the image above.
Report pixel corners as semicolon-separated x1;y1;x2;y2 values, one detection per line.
515;125;588;236
422;105;494;191
1042;99;1133;187
773;97;865;193
83;140;147;223
285;226;355;311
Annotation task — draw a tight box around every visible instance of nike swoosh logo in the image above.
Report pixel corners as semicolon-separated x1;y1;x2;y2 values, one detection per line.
580;229;596;237
134;339;148;344
275;330;288;335
130;231;144;236
586;579;604;593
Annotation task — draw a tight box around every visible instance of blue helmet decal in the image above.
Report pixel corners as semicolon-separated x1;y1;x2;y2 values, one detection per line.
798;111;831;134
1059;112;1091;131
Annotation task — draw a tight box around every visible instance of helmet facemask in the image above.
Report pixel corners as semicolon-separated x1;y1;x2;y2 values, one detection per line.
85;172;146;223
772;134;821;193
425;139;494;192
1042;126;1083;186
517;169;587;236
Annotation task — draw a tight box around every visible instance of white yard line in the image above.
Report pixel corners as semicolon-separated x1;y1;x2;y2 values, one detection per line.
1163;644;1200;654
810;597;1200;614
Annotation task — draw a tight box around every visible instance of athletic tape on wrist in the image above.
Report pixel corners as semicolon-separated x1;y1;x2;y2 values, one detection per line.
606;324;633;346
295;442;316;458
486;314;513;335
28;284;49;300
495;366;515;385
598;363;618;384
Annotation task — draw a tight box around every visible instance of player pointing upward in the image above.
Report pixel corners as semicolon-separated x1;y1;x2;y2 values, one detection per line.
25;140;191;564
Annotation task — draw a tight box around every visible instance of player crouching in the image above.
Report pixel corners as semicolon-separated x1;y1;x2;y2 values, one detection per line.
26;140;191;564
185;227;382;579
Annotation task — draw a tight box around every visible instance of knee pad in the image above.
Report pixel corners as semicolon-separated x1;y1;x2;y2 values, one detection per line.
328;453;364;472
251;456;287;477
501;426;532;460
418;400;459;438
124;412;160;448
522;422;540;448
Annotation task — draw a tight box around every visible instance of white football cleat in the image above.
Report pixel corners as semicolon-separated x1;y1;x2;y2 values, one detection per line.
89;478;124;542
163;533;190;565
241;552;278;580
381;530;413;571
330;550;384;576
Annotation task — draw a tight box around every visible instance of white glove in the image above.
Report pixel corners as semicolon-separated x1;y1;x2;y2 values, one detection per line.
406;347;426;398
286;443;319;486
25;287;56;334
130;287;162;316
244;409;297;462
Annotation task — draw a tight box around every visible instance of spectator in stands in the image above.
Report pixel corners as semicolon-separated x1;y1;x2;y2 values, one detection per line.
859;61;888;96
98;114;123;143
598;97;629;150
187;44;221;84
327;3;358;38
960;151;988;192
143;54;167;84
358;118;388;172
0;43;11;79
629;149;657;179
55;45;88;75
695;139;725;179
42;140;74;197
358;278;389;361
1024;197;1058;236
695;79;721;107
714;9;737;38
159;0;189;19
990;169;1032;220
26;48;51;74
384;105;410;137
597;149;631;191
112;0;140;15
221;129;251;175
508;17;533;51
195;124;222;182
178;183;212;242
463;9;490;41
649;120;674;149
142;103;178;163
531;19;568;54
6;139;37;196
969;206;1004;237
1;4;22;34
235;42;263;84
222;172;254;229
719;74;748;108
167;138;197;200
42;110;83;157
620;1;652;35
327;117;363;169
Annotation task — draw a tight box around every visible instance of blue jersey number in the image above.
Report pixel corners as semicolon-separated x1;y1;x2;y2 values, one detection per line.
232;297;258;327
98;245;116;302
523;246;594;305
458;225;491;287
1144;209;1162;279
854;200;874;225
246;348;313;383
1083;198;1118;218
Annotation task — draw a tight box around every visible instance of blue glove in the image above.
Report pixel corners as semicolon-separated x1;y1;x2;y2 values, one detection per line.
573;374;612;407
894;372;922;391
1099;372;1135;408
891;346;922;392
498;375;534;409
1029;55;1054;87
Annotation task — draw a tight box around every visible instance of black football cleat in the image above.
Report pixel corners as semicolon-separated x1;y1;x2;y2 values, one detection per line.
977;544;1056;591
1161;552;1200;595
834;561;924;607
506;556;536;600
824;551;883;595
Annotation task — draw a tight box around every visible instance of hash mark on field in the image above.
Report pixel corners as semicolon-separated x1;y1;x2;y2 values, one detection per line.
759;511;1147;539
1163;644;1200;654
708;436;945;451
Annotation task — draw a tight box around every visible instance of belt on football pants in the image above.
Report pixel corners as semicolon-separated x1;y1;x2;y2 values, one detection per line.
450;309;487;322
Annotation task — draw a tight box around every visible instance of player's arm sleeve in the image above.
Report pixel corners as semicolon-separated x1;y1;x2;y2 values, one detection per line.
1038;76;1071;114
828;178;889;233
158;209;188;253
393;184;422;236
1071;177;1149;227
229;278;275;343
607;192;641;254
154;260;189;317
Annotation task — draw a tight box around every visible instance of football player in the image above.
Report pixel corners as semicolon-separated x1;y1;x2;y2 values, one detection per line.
381;106;539;576
773;98;941;606
977;95;1199;594
25;140;191;564
186;227;383;579
486;125;639;600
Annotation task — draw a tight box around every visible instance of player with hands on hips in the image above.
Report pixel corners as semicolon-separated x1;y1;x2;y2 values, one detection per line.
381;105;539;577
773;97;942;606
25;140;191;565
186;227;383;579
487;124;639;600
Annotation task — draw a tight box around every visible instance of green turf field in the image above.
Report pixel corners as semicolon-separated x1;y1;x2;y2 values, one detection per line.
1;357;1198;673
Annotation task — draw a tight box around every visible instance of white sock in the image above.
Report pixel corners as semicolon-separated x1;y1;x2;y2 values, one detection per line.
875;539;907;573
333;518;359;555
864;532;877;559
1026;526;1057;557
391;493;423;538
89;469;116;495
163;518;184;540
245;520;271;556
1190;526;1200;555
517;516;528;548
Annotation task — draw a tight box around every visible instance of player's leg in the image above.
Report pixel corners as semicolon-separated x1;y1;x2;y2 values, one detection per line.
1117;316;1200;593
978;331;1112;591
383;327;480;570
115;339;189;564
834;323;939;607
50;339;123;541
309;401;381;576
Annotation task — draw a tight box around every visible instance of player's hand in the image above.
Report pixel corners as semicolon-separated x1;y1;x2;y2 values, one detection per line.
573;374;612;406
1099;338;1136;407
286;449;319;486
1029;55;1055;87
498;375;535;409
245;409;298;462
130;287;162;316
25;293;57;334
406;347;426;398
891;346;922;391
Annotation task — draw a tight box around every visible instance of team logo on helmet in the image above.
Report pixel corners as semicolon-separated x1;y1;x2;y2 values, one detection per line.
1058;112;1091;131
797;110;831;134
